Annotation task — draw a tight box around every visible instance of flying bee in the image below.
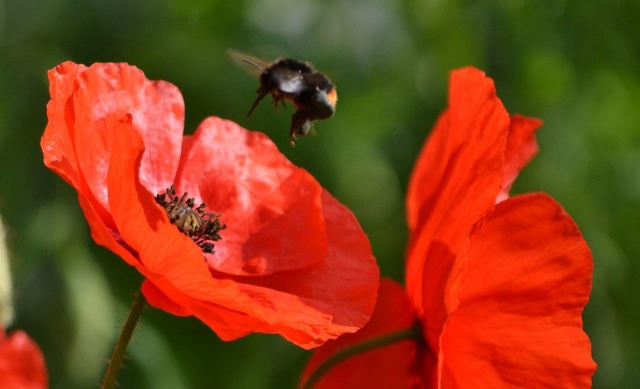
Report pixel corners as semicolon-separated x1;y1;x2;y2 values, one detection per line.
228;49;337;147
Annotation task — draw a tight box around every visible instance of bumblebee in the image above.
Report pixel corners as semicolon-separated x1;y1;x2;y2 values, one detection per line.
228;49;337;146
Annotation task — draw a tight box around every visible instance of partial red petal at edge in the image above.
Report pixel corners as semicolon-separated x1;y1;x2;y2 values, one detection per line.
0;329;48;389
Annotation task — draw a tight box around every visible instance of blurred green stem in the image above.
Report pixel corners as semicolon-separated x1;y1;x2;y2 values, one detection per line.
101;290;146;389
302;324;422;389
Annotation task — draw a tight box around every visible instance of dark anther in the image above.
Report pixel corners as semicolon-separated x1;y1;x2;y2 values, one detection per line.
155;185;226;255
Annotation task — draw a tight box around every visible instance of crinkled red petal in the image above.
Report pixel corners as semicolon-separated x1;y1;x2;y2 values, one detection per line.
42;61;184;213
74;63;184;208
41;61;186;261
76;191;140;267
222;190;379;348
141;280;192;317
143;274;335;347
300;279;417;388
41;61;86;189
42;63;128;257
440;193;596;388
175;117;327;276
405;67;510;361
0;328;48;389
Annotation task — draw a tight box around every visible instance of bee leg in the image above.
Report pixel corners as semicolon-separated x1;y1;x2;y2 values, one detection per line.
289;111;313;146
270;93;281;113
247;89;268;118
270;93;288;113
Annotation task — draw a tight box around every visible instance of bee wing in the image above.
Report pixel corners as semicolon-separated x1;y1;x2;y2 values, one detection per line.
227;49;270;78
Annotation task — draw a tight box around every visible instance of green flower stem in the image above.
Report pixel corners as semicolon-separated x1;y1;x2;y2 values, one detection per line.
302;324;422;389
101;290;147;389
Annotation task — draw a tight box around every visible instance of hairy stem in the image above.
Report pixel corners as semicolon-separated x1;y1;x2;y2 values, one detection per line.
101;290;146;389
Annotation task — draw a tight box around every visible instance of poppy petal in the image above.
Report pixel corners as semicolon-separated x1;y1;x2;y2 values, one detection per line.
406;67;509;232
300;279;416;388
76;192;140;267
146;275;336;347
0;328;48;389
174;117;327;276
224;190;380;347
440;193;596;388
41;64;141;261
41;61;86;190
497;115;542;202
141;280;193;317
405;67;510;357
44;62;184;213
42;66;115;247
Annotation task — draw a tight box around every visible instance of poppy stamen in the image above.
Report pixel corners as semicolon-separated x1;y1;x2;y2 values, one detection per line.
155;185;226;254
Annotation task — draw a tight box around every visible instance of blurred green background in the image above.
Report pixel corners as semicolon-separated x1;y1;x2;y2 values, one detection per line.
1;0;638;387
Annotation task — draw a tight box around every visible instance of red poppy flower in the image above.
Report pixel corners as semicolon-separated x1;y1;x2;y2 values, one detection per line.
0;327;47;389
41;61;379;349
302;67;596;387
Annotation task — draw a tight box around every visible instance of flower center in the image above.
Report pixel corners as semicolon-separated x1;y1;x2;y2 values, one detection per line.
155;185;226;254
